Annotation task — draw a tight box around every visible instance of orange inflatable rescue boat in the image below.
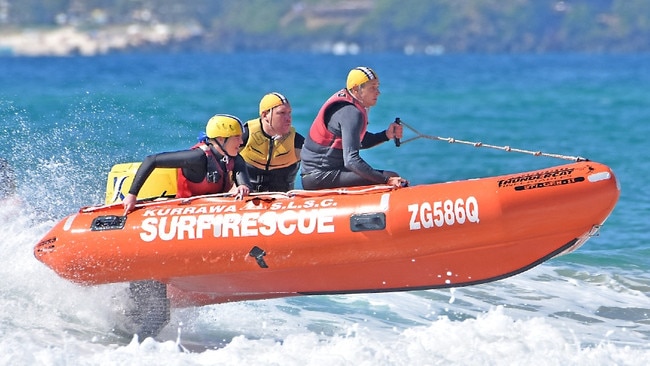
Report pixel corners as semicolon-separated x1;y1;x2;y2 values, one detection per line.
34;159;619;337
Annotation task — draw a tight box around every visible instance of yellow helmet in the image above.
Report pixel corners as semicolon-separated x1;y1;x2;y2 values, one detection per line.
259;92;289;116
346;66;378;90
205;114;244;138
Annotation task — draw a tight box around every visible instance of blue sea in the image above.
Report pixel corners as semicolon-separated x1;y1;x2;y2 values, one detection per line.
1;52;649;365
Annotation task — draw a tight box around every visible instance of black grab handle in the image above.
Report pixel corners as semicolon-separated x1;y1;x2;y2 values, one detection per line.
394;117;401;147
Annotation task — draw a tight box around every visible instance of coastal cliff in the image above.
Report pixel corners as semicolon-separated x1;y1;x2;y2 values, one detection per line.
1;0;648;56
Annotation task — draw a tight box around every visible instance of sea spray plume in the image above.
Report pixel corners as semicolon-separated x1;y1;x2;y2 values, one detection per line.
9;95;150;218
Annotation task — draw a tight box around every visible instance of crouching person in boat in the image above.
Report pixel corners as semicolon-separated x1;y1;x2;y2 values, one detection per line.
300;66;408;190
239;92;305;193
122;114;252;213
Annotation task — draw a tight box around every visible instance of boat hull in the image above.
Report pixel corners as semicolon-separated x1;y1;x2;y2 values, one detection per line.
34;161;619;307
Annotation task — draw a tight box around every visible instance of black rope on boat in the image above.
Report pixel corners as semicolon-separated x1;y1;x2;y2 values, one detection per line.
398;120;587;162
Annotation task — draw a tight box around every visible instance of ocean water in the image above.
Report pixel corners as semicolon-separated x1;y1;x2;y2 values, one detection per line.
1;52;649;365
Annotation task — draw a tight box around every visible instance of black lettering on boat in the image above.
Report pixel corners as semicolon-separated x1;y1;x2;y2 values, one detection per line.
498;167;576;188
514;176;585;191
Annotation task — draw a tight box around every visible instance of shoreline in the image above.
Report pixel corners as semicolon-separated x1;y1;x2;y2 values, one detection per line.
0;23;203;57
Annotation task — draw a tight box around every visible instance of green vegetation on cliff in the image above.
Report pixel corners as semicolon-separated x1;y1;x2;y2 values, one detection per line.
2;0;649;53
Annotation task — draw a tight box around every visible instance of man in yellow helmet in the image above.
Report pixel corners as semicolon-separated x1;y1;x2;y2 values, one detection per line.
301;66;408;190
239;92;305;192
122;114;252;213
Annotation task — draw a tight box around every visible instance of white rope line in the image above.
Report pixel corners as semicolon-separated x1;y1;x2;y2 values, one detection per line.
83;185;397;213
82;192;236;213
398;120;587;162
286;184;395;197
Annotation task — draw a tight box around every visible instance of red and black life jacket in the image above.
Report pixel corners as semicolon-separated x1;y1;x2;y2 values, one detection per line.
176;142;234;198
308;88;368;149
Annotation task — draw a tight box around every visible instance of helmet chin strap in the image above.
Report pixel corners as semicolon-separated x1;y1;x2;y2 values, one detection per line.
208;138;236;160
350;87;370;111
264;109;283;140
265;110;277;136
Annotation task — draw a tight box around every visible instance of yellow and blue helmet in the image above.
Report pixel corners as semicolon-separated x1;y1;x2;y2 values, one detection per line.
259;92;289;116
205;114;244;138
346;66;378;90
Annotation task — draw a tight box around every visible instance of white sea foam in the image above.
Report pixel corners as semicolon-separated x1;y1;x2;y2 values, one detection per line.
2;201;649;365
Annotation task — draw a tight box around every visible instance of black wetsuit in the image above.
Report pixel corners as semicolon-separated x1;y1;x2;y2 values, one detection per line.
128;147;251;196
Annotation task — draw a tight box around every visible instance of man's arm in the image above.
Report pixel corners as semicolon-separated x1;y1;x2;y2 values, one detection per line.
123;148;206;214
360;130;389;149
233;155;253;189
129;149;205;195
